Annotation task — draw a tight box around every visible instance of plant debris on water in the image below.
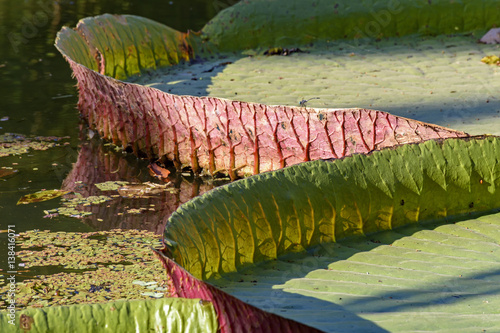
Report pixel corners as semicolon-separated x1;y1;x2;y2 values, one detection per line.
0;168;17;178
116;182;176;198
147;163;170;182
481;55;500;65
95;180;177;197
0;133;70;157
0;229;169;310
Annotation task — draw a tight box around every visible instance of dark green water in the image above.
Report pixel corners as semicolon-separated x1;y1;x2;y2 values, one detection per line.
0;0;235;271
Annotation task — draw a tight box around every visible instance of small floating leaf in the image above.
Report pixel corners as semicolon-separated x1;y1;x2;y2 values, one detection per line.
132;280;147;286
140;292;164;298
0;169;17;178
147;163;170;182
17;190;69;205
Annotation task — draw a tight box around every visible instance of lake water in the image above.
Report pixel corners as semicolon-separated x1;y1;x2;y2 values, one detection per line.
0;0;233;272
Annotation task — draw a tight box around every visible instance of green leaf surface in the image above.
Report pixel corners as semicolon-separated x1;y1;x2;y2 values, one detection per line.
164;136;500;280
51;0;500;330
55;14;203;80
55;27;99;72
0;297;218;333
212;212;500;332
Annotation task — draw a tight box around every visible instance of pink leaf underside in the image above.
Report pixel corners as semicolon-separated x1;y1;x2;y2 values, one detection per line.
154;250;324;333
69;58;467;178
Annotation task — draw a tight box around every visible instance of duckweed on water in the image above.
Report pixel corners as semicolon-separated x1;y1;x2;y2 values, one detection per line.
0;133;70;157
116;182;178;198
44;181;177;219
94;180;129;191
0;229;170;310
46;195;113;219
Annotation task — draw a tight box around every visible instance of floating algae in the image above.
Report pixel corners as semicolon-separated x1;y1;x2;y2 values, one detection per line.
47;195;113;219
0;229;168;310
0;133;70;157
45;181;177;219
94;181;129;191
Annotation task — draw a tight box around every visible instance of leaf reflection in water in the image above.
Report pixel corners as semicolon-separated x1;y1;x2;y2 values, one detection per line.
61;138;229;234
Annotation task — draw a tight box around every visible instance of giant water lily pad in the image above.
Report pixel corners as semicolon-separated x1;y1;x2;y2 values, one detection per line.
164;136;500;279
132;34;500;136
201;0;500;51
210;212;500;332
54;0;500;178
161;135;500;331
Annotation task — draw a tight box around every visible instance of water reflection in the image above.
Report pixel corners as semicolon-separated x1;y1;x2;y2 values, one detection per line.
61;136;228;234
0;0;218;138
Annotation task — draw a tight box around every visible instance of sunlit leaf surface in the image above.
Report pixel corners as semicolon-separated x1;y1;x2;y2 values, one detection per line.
0;298;218;333
162;136;500;331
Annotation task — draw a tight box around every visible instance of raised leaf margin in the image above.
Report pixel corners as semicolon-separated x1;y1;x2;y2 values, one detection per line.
164;136;500;280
